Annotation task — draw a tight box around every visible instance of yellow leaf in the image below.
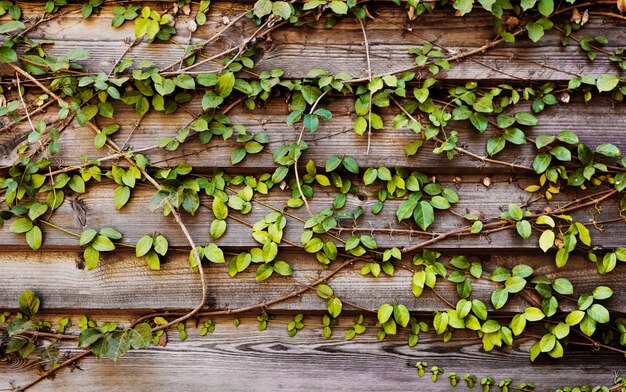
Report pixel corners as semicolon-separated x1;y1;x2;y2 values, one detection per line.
525;185;541;192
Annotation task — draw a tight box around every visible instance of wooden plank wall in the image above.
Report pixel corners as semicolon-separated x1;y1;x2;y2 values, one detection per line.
2;1;626;390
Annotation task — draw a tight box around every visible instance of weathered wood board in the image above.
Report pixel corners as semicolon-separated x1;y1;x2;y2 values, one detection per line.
6;2;625;81
1;316;625;391
2;96;626;173
0;176;623;251
0;251;621;313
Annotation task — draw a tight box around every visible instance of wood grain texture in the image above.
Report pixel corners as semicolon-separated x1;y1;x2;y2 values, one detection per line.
1;316;624;391
0;250;621;312
0;176;623;251
3;2;624;81
1;96;625;172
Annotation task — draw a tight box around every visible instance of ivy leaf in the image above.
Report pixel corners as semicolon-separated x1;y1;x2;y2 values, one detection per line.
114;186;131;209
7;318;33;336
254;0;272;18
0;47;18;63
202;243;224;264
153;235;168;256
532;153;552;173
453;0;474;16
136;235;154;257
129;323;152;349
538;0;554;16
328;0;348;14
526;22;544;42
273;260;293;276
84;246;100;270
18;290;40;317
80;229;98;246
514;112;538;126
491;287;509;309
539;230;555;252
596;74;619;93
210;219;227;240
92;235;115;252
596;143;620;157
515;220;531;239
328;297;343;318
378;304;394;324
10;218;33;234
256;263;273;281
26;226;43;250
553;278;573;295
145;250;160;270
413;201;435;231
394;304;410;328
587;304;610;324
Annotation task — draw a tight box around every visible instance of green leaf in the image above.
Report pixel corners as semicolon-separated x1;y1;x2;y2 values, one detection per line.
129;323;152;349
553;278;573;295
153;235;168;256
254;0;272;18
516;220;531;239
80;229;98;246
84;246;100;270
532;153;552;173
18;290;40;317
328;297;343;318
273;260;293;276
114;186;131;209
592;286;613;300
205;243;225;264
429;196;450;210
587;304;610;324
502;127;526;146
145;250;160;270
524;307;545;322
328;0;348;14
136;235;154;257
486;136;506;156
491;288;509;309
7;318;33;336
10;218;33;234
538;0;554;16
413;201;434;231
316;284;334;299
526;22;544;42
510;314;526;336
0;20;26;34
26;226;42;251
79;328;104;348
596;74;619;93
539;230;555;252
394;304;410;328
92;235;115;252
0;47;17;63
453;0;473;15
504;276;527;293
378;304;394;324
210;219;227;240
596;143;620;157
508;204;523;221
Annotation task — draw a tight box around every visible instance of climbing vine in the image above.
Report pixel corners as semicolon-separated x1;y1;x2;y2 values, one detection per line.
2;0;626;390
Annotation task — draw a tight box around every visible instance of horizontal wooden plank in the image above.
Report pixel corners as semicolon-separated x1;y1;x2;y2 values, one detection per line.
2;96;625;172
0;176;623;251
2;315;624;391
4;2;624;82
0;250;621;312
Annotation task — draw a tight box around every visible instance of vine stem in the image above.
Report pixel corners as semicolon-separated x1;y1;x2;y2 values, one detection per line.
131;256;360;326
347;0;616;84
390;97;534;172
8;61;206;374
13;349;92;392
357;16;373;155
293;89;330;217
